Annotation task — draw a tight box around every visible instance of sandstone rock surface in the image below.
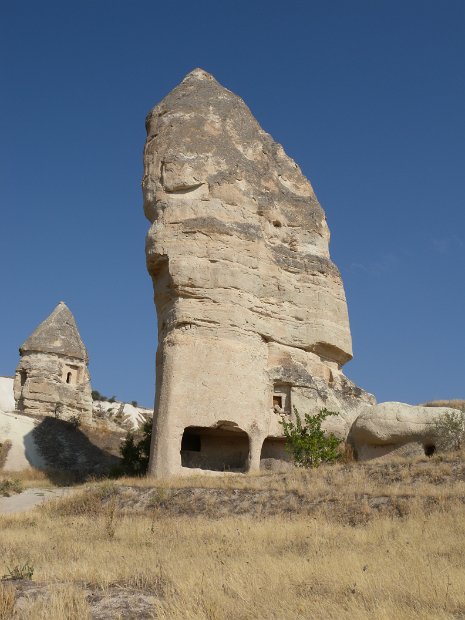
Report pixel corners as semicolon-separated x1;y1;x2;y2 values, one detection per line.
0;409;46;471
350;402;459;460
14;302;92;423
0;377;15;413
143;69;374;477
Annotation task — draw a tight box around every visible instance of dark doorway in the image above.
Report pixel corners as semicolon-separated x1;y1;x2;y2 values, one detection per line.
260;437;289;462
180;425;249;472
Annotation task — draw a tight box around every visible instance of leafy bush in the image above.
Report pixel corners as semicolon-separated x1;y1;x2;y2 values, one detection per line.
91;390;117;403
120;418;152;475
433;410;465;451
3;562;34;580
279;407;342;468
0;479;22;497
91;390;106;401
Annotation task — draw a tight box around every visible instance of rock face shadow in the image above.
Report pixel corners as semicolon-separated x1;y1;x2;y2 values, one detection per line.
28;417;122;484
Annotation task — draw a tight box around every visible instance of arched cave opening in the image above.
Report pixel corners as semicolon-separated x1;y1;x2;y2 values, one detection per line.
260;437;290;469
424;444;436;457
180;425;249;472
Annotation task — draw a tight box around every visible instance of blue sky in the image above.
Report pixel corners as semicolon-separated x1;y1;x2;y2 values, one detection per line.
1;1;463;407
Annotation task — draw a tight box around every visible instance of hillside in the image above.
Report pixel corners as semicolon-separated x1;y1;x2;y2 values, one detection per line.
1;454;465;618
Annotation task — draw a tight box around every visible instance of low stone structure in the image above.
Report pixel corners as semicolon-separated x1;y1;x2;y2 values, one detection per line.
143;69;374;477
14;302;92;423
349;402;460;460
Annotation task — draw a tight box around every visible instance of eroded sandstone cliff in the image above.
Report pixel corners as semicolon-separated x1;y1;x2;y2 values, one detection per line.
143;69;374;477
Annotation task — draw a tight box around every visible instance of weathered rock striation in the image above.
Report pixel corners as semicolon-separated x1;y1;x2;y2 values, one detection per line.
14;302;92;423
143;69;374;477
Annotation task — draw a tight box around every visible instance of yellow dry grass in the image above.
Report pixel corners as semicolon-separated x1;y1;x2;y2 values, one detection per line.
0;468;53;490
1;457;465;619
424;399;465;413
0;582;16;620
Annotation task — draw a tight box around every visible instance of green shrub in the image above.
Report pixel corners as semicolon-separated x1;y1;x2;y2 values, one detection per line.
433;410;465;451
279;407;342;468
120;418;152;475
91;390;106;401
91;390;117;402
3;562;34;580
0;479;22;497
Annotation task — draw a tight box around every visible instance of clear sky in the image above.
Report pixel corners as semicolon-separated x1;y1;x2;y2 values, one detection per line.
1;1;464;408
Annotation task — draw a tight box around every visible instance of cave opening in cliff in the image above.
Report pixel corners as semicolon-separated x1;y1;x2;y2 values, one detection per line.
424;444;436;457
181;425;249;472
260;437;290;465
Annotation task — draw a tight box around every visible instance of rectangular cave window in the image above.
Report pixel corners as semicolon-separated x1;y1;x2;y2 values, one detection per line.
20;370;27;386
273;384;291;414
181;432;201;452
273;395;283;408
63;364;79;385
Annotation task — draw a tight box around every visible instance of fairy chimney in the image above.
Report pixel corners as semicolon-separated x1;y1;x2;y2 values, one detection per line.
14;302;92;422
143;69;374;477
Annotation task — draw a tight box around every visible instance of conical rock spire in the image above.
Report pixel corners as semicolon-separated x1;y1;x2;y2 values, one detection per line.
20;301;88;361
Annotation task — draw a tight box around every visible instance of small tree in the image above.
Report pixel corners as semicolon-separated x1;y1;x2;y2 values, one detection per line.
120;418;152;475
280;407;342;468
433;410;465;452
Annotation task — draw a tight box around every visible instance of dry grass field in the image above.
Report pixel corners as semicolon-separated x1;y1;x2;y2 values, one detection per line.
1;453;465;619
424;400;465;413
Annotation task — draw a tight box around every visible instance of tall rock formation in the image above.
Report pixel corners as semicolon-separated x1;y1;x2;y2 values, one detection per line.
143;69;374;477
14;302;92;422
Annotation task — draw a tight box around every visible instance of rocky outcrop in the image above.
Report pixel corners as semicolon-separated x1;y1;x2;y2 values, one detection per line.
14;302;92;423
349;402;459;460
92;400;152;430
143;69;374;477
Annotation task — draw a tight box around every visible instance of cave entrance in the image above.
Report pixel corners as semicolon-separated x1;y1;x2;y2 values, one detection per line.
181;425;249;472
260;437;290;466
424;444;436;457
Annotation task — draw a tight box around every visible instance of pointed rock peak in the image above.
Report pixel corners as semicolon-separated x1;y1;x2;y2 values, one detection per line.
182;68;217;83
20;302;88;361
